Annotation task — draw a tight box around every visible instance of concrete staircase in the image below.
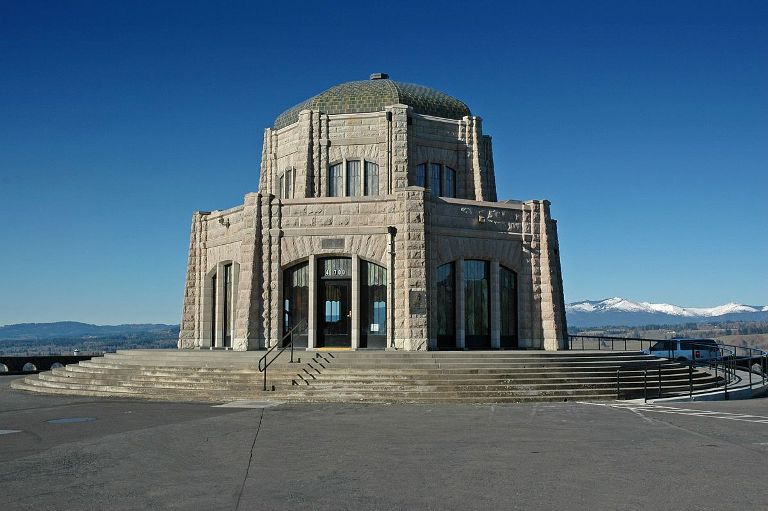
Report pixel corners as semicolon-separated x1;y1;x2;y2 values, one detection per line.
10;349;724;404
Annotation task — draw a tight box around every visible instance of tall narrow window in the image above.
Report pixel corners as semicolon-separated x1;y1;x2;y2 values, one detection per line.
436;262;455;349
429;163;441;198
415;163;426;187
328;163;343;197
347;160;362;196
283;262;309;348
443;166;456;198
464;260;490;349
500;266;518;348
365;161;379;196
284;169;294;198
210;273;217;347
223;264;233;348
361;261;387;349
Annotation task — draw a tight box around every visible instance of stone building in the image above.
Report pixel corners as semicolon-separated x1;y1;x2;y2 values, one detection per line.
178;73;568;352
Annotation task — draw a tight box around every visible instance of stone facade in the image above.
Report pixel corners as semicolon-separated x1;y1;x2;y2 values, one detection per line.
179;75;568;351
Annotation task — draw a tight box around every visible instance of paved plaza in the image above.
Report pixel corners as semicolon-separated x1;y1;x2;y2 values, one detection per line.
1;375;767;510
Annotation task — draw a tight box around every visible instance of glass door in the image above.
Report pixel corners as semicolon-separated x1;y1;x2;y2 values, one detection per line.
318;279;351;347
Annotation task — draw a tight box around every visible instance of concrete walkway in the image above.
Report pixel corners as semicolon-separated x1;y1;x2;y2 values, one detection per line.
1;375;767;510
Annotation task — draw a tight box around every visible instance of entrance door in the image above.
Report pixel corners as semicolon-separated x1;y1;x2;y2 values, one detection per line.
318;279;352;347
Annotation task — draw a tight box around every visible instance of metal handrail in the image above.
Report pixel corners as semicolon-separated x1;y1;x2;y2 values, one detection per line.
577;335;768;399
258;319;307;391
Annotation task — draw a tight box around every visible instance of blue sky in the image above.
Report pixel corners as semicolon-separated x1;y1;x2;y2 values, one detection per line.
1;0;766;325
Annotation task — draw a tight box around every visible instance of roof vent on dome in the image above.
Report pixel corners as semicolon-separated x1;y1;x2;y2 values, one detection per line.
369;72;389;80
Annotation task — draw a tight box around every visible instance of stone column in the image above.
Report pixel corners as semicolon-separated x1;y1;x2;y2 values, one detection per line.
237;193;264;351
456;258;465;350
491;260;501;349
307;254;317;349
538;201;568;350
179;211;207;349
351;254;360;350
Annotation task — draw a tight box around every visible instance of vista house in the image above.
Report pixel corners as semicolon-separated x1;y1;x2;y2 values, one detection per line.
178;74;568;352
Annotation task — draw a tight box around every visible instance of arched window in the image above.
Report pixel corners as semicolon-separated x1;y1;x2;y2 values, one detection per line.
346;160;362;196
329;161;380;197
283;262;309;348
443;166;456;198
415;163;426;187
412;162;456;198
328;163;343;197
500;266;518;348
279;168;294;199
435;262;455;349
361;261;387;348
365;162;379;196
464;260;490;349
429;163;441;198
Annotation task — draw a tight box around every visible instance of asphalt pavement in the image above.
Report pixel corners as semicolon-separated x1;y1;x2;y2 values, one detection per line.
1;375;767;510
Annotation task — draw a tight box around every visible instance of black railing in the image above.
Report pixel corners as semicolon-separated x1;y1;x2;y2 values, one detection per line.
258;320;307;392
0;354;101;374
570;335;768;400
616;359;723;402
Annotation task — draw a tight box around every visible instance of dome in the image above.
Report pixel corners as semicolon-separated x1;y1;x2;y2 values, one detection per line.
273;73;471;130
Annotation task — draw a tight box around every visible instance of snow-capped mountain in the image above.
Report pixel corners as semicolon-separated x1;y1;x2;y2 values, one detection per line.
566;297;768;327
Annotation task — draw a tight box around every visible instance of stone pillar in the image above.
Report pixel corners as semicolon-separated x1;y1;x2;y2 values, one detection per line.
538;201;568;350
456;258;465;350
179;211;208;349
351;254;360;350
237;192;264;351
260;194;277;348
298;109;314;199
491;259;501;349
307;254;317;349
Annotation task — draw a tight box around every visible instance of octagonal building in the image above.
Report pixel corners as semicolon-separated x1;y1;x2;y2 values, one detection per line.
178;74;568;352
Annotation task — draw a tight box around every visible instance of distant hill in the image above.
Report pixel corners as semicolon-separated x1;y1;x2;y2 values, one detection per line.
567;297;768;327
0;321;179;341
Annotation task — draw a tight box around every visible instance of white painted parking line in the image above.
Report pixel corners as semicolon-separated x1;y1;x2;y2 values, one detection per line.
579;402;768;425
213;400;284;409
0;429;21;435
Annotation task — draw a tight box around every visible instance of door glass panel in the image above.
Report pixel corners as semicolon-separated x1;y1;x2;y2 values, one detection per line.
464;260;490;349
500;266;517;348
210;274;217;347
436;263;455;349
223;264;233;348
361;261;387;349
283;262;308;347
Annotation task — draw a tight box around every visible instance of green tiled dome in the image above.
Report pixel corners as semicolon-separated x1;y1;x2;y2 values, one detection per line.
273;75;471;129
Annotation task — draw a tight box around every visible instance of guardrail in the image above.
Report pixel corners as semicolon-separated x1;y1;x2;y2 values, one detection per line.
0;354;102;374
569;335;768;400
